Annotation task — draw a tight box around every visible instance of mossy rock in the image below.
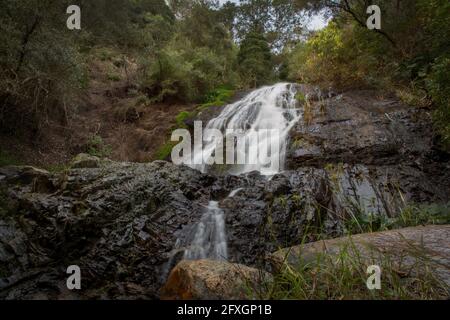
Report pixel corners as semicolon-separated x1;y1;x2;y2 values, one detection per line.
71;153;101;169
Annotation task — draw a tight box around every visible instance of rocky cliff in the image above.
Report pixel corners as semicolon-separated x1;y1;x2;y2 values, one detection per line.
0;87;448;299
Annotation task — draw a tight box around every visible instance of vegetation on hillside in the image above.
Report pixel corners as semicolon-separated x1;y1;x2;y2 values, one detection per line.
154;86;235;161
238;29;274;87
1;0;448;149
288;0;450;148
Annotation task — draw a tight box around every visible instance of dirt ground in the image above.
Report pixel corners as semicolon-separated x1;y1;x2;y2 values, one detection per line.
0;50;197;168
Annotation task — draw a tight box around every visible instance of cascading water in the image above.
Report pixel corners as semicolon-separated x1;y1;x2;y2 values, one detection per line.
162;190;240;280
176;83;301;265
183;201;228;261
191;83;300;176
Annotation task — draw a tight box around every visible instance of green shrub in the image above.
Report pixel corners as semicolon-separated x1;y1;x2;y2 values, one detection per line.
204;87;234;104
197;87;235;111
175;111;193;128
96;48;116;61
0;1;87;135
295;92;306;103
107;73;121;82
140;37;237;103
344;202;450;235
136;95;151;106
288;22;385;89
154;141;177;161
87;135;112;158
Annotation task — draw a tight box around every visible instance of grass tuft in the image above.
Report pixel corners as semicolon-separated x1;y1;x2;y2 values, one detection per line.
154;141;177;161
267;242;449;300
87;135;112;158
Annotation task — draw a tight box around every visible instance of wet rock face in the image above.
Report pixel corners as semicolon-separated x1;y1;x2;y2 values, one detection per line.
218;163;449;268
0;161;216;299
287;89;436;167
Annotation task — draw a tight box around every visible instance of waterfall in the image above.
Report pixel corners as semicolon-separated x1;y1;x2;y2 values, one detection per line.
179;83;301;264
190;83;300;176
184;201;228;261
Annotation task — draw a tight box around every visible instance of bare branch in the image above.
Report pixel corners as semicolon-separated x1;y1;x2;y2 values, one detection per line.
15;15;41;73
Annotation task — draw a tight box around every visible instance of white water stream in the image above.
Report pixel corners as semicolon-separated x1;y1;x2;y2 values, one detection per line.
183;83;301;262
191;83;300;176
183;201;228;260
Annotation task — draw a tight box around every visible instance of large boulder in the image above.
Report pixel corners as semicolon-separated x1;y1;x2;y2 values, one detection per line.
160;260;272;300
0;166;54;193
269;225;450;287
70;153;101;169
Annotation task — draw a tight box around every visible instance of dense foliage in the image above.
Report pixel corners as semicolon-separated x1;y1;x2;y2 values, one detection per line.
0;0;85;134
0;0;284;134
0;0;175;134
139;2;239;102
287;0;450;147
0;0;448;147
238;29;274;87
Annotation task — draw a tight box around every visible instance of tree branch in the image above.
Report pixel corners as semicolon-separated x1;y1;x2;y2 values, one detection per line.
330;0;397;47
15;15;40;73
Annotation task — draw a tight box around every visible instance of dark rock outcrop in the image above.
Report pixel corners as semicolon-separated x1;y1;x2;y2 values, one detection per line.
0;161;215;299
0;87;449;300
286;89;436;167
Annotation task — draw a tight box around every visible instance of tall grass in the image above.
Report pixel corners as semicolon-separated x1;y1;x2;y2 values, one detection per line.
260;187;450;300
266;242;449;300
